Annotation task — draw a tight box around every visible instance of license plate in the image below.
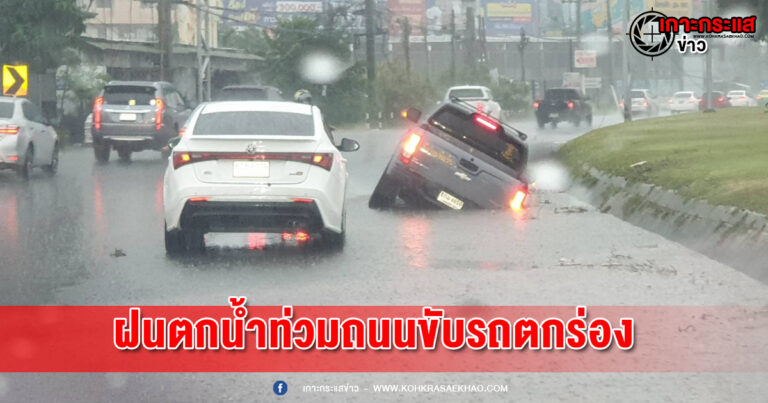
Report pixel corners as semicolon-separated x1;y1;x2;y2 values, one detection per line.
437;190;464;210
119;113;137;121
549;113;559;118
233;160;269;178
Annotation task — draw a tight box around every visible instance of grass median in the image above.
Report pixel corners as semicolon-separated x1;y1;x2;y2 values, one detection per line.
558;107;768;215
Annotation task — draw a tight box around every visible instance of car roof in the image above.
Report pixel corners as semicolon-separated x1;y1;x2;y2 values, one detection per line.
105;81;170;87
222;85;279;90
448;85;489;90
200;101;313;115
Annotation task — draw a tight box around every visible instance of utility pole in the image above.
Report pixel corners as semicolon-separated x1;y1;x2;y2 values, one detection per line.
195;0;203;103
364;0;376;117
450;9;456;82
576;0;582;44
205;0;211;101
423;24;430;81
519;28;529;81
399;17;411;78
158;0;172;81
704;0;713;111
479;15;488;66
465;6;475;69
605;0;613;90
622;0;631;121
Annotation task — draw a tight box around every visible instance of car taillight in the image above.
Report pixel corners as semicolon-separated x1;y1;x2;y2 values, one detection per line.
93;96;104;130
509;189;527;212
642;99;648;106
718;97;725;102
400;132;422;164
567;101;575;109
0;125;19;135
188;196;209;203
179;126;187;137
533;101;540;109
155;98;164;131
173;151;334;170
668;99;673;104
473;113;499;132
740;96;746;100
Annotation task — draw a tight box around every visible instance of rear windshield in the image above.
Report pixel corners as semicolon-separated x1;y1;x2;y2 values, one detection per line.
728;91;745;96
104;85;157;105
545;88;580;100
0;103;13;119
631;90;646;98
429;107;524;172
449;88;485;99
193;111;314;136
674;92;693;98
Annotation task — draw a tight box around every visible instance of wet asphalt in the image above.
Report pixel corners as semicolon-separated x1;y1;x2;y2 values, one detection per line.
1;114;767;402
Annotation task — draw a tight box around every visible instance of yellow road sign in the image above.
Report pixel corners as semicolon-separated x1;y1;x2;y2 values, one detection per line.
2;64;28;97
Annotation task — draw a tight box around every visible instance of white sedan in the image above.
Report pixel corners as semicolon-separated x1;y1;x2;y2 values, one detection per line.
669;91;699;113
162;101;359;253
0;97;59;179
443;85;503;119
726;90;758;107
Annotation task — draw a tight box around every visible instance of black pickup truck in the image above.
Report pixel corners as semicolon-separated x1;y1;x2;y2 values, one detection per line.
533;88;592;129
369;100;529;211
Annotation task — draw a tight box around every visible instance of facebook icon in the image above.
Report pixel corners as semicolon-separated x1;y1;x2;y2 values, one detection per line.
273;380;288;396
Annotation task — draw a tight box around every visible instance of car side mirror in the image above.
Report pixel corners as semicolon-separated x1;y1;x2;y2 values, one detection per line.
338;138;360;152
168;136;182;149
400;108;421;123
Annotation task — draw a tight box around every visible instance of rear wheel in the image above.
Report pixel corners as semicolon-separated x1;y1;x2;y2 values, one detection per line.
550;121;558;129
369;167;400;209
586;114;593;127
184;228;205;253
117;148;131;162
322;211;346;250
17;147;33;180
94;143;110;163
164;223;186;254
44;143;59;176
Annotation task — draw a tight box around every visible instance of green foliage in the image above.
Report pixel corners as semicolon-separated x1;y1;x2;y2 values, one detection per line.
259;17;366;125
373;62;433;116
219;26;269;55
0;0;87;72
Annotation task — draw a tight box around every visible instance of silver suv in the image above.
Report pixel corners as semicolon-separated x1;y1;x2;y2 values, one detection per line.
92;81;192;162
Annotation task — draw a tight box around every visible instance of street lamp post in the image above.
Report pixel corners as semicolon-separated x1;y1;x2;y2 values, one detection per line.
519;28;530;82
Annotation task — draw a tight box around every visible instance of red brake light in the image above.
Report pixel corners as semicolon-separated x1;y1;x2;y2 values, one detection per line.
533;101;540;109
509;189;527;212
295;230;310;242
93;97;104;130
292;198;314;203
179;126;187;137
642;99;648;106
188;196;209;203
473;114;499;131
400;132;422;164
7;155;19;162
155;98;164;131
567;101;575;109
718;97;725;102
0;125;19;135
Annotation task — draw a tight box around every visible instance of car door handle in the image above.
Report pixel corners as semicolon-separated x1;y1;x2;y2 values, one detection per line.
459;158;478;172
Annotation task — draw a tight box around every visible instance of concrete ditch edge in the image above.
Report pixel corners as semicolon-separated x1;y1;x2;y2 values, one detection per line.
566;164;768;284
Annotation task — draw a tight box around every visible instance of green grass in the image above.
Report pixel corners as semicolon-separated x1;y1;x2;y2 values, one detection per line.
558;108;768;215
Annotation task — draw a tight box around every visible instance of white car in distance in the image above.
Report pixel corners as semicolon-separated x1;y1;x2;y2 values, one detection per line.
162;101;359;253
726;90;757;107
669;91;699;113
443;86;502;119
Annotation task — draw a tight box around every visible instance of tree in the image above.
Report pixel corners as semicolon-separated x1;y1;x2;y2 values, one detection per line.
0;0;88;72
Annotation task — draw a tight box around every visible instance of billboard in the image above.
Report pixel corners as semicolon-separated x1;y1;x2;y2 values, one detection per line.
483;0;535;37
389;0;427;37
579;0;646;34
221;0;323;28
425;0;466;36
